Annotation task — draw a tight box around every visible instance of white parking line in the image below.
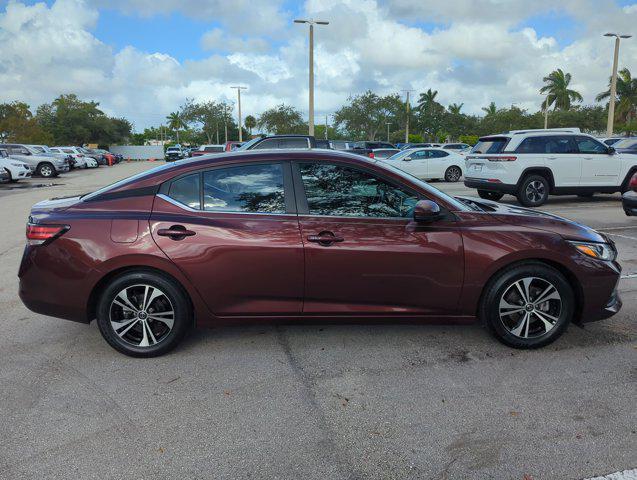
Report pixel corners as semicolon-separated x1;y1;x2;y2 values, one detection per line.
597;226;637;231
621;273;637;280
584;468;637;480
605;232;637;241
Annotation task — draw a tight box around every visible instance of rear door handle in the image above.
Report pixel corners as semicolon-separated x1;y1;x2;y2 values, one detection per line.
157;225;196;240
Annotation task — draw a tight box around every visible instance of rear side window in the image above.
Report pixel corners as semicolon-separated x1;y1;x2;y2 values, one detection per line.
203;164;285;213
575;137;607;154
430;150;449;158
472;137;509;154
516;136;577;154
168;174;201;209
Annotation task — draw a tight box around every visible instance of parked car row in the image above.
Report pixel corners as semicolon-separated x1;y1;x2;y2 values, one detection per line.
0;143;122;182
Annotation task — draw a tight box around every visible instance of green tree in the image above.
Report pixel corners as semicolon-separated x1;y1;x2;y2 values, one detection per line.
415;89;446;141
0;101;52;143
481;102;498;116
540;69;583;110
244;115;257;135
596;67;637;124
333;91;403;140
257;104;306;135
166;111;187;143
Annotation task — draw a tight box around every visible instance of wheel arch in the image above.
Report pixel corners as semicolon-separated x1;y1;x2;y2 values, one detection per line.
477;258;584;324
517;168;555;190
620;166;637;192
86;264;201;326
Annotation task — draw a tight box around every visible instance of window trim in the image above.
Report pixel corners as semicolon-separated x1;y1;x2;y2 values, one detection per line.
290;159;433;219
159;161;296;215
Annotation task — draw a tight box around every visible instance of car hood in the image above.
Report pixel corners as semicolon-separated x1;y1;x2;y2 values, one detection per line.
456;196;607;243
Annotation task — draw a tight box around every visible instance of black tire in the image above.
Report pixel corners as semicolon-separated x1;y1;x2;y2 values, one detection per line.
480;261;574;349
444;166;462;182
96;270;192;357
517;174;549;207
478;190;504;201
37;162;56;178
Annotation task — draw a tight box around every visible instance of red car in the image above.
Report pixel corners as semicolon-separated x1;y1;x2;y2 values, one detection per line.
622;172;637;216
19;150;622;357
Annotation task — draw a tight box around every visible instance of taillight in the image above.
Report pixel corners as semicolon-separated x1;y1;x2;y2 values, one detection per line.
486;156;517;162
368;152;375;158
26;224;69;245
630;174;637;190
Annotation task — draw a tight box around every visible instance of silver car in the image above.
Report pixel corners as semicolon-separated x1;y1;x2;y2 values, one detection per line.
0;144;70;177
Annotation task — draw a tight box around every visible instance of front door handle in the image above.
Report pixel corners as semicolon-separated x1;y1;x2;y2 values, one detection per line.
157;225;196;240
307;231;344;246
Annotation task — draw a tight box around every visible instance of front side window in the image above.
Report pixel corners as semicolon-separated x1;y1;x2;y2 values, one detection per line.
575;136;608;154
299;163;419;218
252;138;279;150
168;173;201;209
203;164;285;213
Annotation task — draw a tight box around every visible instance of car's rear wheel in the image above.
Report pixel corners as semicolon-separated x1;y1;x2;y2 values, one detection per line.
517;174;549;207
480;262;574;349
96;271;191;357
444;166;462;182
37;162;55;178
477;190;504;201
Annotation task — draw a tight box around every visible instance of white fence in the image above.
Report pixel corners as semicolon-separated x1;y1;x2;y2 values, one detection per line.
109;145;164;160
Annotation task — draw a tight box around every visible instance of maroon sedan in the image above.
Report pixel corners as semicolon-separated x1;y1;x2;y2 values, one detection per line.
19;150;622;357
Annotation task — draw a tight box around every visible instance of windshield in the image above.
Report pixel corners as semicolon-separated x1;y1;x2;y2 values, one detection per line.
471;137;510;154
236;137;262;150
377;161;469;212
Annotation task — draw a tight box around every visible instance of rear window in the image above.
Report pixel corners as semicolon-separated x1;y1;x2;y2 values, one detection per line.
471;137;509;154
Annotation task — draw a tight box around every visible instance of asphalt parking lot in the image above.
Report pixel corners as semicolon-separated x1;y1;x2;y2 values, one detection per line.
0;162;635;480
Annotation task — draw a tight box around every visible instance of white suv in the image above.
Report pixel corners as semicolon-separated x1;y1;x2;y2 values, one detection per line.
464;128;637;207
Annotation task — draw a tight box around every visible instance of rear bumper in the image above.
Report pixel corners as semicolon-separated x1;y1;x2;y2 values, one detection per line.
56;165;70;173
622;191;637;216
464;178;518;194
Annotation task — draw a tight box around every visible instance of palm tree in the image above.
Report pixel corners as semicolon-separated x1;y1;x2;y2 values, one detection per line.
417;89;439;110
539;69;583;110
166;111;186;143
448;103;464;115
244;115;256;135
482;102;497;116
596;67;637;123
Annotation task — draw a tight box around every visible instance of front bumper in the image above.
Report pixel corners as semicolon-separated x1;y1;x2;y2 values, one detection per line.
622;190;637;216
464;178;518;194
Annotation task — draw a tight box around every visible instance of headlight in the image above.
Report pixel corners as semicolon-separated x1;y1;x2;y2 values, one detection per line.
568;241;616;261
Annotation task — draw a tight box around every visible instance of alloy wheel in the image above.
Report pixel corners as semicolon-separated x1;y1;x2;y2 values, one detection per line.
525;181;546;203
40;165;53;177
498;277;562;339
109;284;175;347
445;166;462;182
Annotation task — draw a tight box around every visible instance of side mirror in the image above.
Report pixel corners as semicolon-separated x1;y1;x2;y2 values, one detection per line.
404;156;412;161
414;200;443;223
607;146;616;155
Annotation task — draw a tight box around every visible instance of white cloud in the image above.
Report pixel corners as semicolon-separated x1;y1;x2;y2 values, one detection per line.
0;0;636;132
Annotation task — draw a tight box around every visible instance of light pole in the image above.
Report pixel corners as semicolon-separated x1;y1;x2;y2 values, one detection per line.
604;33;632;136
294;18;329;136
401;89;414;143
231;86;247;142
386;122;392;142
543;94;549;129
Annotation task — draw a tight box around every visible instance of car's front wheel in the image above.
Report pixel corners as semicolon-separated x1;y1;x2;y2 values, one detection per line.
37;162;56;178
517;174;549;207
477;190;504;201
96;270;192;357
480;262;574;349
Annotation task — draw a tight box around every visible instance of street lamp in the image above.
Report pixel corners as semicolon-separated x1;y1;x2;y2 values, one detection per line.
294;18;329;136
542;93;550;129
401;89;414;143
231;86;247;142
385;122;392;142
604;33;632;136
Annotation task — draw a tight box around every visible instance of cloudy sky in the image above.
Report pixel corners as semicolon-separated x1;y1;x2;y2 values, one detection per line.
0;0;635;131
